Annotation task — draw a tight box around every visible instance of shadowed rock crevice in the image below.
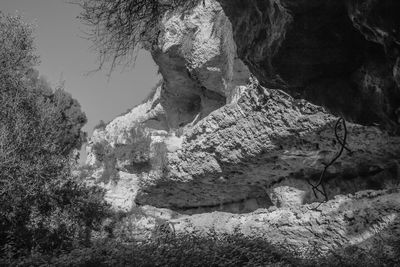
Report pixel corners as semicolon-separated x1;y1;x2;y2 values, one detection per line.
217;0;400;131
137;191;274;215
152;46;227;131
133;84;400;211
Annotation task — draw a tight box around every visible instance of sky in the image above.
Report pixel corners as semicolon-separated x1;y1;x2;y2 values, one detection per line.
0;0;160;162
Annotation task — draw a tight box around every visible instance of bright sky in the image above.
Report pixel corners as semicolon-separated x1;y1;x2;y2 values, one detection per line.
0;0;160;162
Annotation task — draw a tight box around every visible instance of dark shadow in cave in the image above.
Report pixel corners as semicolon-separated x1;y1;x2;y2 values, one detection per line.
217;0;400;131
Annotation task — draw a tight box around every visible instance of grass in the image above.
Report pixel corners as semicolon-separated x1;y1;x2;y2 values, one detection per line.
5;223;400;267
10;231;291;266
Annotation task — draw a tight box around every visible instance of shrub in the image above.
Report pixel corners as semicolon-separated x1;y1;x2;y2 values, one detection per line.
94;120;107;131
92;140;113;163
127;125;153;163
3;214;400;266
151;141;169;176
111;125;154;174
8;229;292;266
91;140;119;183
0;13;110;261
0;12;38;85
99;157;119;184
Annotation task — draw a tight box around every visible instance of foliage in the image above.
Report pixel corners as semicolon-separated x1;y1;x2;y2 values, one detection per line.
126;125;153;163
94;119;107;131
5;229;292;267
6;225;400;266
299;242;400;267
92;125;152;165
150;141;169;176
0;12;38;86
92;140;113;163
91;140;119;183
91;125;154;182
99;157;119;184
0;13;110;261
76;0;198;72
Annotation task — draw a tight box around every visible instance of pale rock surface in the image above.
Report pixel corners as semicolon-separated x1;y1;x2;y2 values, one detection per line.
269;186;306;208
102;172;140;211
113;205;182;240
135;80;400;210
86;0;400;214
155;0;250;100
83;0;400;258
170;190;400;259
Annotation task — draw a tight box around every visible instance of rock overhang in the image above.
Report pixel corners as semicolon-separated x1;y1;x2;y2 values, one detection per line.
85;0;400;214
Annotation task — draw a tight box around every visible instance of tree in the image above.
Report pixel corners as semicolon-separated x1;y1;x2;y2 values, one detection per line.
0;12;38;86
0;13;109;261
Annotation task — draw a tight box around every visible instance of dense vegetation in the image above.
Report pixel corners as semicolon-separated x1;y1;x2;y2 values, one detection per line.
6;221;398;266
0;12;110;264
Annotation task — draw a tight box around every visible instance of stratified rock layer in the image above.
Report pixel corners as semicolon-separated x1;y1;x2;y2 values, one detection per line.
135;79;400;211
84;0;400;257
86;0;400;213
171;190;400;259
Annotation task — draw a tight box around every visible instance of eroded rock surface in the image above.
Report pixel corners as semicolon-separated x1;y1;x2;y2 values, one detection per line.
83;0;400;257
171;189;400;259
86;0;400;214
135;79;400;211
217;0;400;131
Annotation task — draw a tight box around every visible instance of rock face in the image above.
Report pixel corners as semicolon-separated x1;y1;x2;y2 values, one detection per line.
87;0;400;211
85;0;400;257
218;0;400;131
135;82;400;212
171;189;400;259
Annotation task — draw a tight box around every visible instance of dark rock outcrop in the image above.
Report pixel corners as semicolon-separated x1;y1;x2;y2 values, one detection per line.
217;0;400;131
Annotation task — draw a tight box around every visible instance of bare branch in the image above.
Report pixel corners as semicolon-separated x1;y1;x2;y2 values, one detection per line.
73;0;199;73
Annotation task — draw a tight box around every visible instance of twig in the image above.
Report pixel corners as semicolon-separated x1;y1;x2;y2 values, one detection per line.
308;117;351;210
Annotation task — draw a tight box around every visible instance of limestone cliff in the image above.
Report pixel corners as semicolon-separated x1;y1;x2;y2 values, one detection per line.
85;0;400;258
218;0;400;131
171;189;400;259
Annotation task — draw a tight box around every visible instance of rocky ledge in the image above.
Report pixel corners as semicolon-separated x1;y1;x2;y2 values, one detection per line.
84;0;400;259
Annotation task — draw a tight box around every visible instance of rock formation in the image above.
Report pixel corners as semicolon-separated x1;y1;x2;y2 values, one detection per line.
171;189;400;259
85;0;400;259
218;0;400;131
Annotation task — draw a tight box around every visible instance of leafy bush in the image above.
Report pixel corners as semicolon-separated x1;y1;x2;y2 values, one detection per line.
94;120;107;131
103;125;155;174
300;242;400;267
8;227;400;267
126;125;153;163
0;12;38;85
91;140;119;183
92;140;113;163
5;229;292;267
0;13;110;261
99;157;119;184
